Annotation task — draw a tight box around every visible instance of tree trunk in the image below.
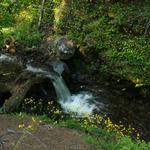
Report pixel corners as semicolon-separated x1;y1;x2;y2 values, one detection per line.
38;0;45;28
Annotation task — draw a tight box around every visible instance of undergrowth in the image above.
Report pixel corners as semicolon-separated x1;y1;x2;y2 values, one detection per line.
0;0;43;48
53;0;150;86
1;0;150;86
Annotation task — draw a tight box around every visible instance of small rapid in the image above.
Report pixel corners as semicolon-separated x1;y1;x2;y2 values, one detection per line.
26;64;96;115
1;53;149;140
0;54;16;62
60;92;96;115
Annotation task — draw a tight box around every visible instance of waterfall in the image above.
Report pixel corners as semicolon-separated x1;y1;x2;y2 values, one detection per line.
50;74;96;115
49;75;71;102
26;64;96;115
26;65;48;74
26;65;71;102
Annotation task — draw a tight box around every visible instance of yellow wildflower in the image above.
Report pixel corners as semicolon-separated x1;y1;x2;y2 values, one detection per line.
32;117;36;123
18;124;25;128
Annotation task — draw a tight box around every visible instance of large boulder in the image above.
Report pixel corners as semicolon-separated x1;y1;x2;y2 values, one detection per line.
45;37;75;60
54;37;75;60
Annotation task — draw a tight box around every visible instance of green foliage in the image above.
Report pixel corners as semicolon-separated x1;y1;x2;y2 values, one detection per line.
0;0;42;48
0;108;4;113
13;23;43;47
0;30;4;46
53;0;150;86
103;36;150;85
1;0;150;86
21;97;63;120
85;135;150;150
20;97;144;144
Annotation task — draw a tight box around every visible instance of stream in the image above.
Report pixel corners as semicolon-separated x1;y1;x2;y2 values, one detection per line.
0;53;149;141
70;81;150;141
26;63;150;141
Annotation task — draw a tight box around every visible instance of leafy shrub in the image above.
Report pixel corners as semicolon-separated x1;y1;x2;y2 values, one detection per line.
0;0;41;48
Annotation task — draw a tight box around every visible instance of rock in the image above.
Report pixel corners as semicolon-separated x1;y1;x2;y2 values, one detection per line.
0;36;74;113
54;37;75;60
0;54;23;83
2;37;17;53
0;53;25;111
41;36;75;60
0;51;70;112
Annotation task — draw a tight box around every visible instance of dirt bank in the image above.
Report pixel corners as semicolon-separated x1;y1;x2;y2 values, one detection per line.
0;114;93;150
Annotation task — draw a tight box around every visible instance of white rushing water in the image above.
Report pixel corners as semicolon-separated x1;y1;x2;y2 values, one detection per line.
51;74;96;115
60;92;96;116
50;76;96;115
26;64;96;116
0;54;16;62
26;65;48;74
49;75;71;102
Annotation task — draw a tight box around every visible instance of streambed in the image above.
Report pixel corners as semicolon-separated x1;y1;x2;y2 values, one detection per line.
70;80;150;141
0;52;149;141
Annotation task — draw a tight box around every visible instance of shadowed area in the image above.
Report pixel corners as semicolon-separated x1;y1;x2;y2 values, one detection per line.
0;91;12;107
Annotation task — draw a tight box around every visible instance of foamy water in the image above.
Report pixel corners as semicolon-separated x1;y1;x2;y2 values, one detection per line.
60;92;96;116
0;54;16;62
26;64;96;116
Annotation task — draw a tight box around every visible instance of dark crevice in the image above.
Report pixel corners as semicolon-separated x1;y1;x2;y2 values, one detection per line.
25;79;56;100
0;91;12;107
22;79;59;114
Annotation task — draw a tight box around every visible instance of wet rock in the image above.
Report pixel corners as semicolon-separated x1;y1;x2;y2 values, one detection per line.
0;57;23;82
55;37;75;59
71;73;92;84
0;50;70;112
52;37;75;60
